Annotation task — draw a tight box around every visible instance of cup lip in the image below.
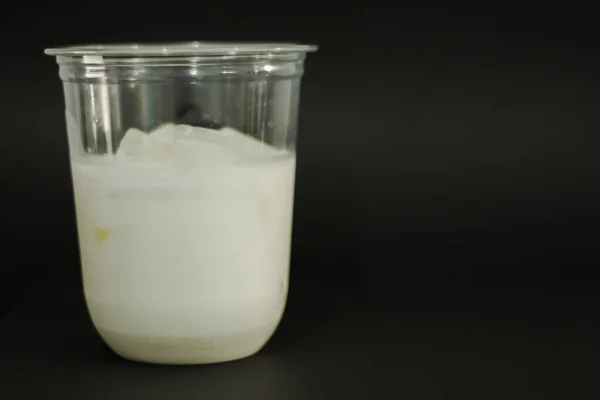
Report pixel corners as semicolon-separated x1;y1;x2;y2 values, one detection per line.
44;41;318;57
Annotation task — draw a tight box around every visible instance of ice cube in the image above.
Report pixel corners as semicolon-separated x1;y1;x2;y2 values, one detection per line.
115;123;287;164
149;123;176;144
173;141;235;165
173;124;199;142
116;128;146;159
219;127;265;155
170;125;240;164
219;126;285;157
174;124;221;142
141;135;172;161
116;126;173;162
176;125;288;159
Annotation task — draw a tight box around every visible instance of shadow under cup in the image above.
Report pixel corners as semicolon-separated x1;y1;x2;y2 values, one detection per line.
45;42;317;364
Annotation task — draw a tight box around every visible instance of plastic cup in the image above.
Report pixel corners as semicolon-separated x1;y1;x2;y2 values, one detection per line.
45;42;317;364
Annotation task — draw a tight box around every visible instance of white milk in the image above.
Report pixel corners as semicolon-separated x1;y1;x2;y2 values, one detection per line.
70;124;296;364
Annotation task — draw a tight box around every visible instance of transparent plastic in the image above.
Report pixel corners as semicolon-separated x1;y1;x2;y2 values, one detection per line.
46;42;317;364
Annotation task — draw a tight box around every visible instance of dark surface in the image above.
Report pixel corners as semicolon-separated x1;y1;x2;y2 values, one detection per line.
1;281;599;398
2;6;600;398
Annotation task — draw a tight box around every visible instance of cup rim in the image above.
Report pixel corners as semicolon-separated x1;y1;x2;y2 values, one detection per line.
45;42;318;57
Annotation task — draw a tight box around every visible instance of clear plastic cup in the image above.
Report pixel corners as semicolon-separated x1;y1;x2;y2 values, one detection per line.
45;42;317;364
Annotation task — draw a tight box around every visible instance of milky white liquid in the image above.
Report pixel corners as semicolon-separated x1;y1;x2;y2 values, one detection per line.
70;125;296;364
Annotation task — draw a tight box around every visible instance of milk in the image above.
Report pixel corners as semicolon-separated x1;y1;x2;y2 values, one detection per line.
70;124;296;364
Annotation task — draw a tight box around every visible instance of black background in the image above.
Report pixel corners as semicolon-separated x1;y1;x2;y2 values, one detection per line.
1;5;600;398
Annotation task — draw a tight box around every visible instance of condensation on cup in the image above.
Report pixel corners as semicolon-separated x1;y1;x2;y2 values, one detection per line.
45;42;318;364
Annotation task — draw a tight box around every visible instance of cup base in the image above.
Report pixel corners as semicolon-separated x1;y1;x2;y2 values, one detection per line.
96;324;277;365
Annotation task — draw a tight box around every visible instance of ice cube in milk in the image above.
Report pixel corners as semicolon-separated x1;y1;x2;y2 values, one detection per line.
71;124;296;364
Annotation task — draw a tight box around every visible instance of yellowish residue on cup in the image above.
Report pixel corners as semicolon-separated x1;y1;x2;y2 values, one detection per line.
94;226;109;243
